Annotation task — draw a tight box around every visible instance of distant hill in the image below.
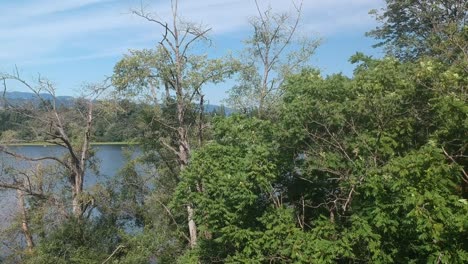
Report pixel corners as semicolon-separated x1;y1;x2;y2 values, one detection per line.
204;104;233;115
0;91;232;114
2;91;74;101
0;91;74;108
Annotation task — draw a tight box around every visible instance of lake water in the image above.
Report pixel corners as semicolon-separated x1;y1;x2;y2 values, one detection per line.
0;144;140;229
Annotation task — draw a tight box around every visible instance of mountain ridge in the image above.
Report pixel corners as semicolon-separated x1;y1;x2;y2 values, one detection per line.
1;91;232;114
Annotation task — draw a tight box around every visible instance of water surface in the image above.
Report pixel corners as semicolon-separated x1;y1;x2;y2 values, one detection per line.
0;144;140;228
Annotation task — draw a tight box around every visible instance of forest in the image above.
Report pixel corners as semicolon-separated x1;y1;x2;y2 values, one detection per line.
0;0;467;263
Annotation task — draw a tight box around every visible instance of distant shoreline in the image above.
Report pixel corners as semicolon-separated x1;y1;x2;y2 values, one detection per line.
2;142;139;146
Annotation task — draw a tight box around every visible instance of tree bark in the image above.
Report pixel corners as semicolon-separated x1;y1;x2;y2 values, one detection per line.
71;102;93;218
187;205;198;247
172;1;198;247
17;189;34;253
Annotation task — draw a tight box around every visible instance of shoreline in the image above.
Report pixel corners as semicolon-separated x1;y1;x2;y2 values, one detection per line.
2;142;139;146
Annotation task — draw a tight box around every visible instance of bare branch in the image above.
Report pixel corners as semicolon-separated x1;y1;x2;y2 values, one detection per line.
132;5;176;39
0;146;71;170
181;27;212;57
102;245;126;264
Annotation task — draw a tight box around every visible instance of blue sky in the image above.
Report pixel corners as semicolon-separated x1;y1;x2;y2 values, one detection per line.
0;0;384;104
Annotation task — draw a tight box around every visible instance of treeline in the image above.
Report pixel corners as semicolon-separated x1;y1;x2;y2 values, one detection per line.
0;99;228;143
0;0;466;263
0;99;156;143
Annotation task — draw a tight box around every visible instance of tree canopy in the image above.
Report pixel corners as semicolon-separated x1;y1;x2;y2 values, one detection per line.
0;0;466;263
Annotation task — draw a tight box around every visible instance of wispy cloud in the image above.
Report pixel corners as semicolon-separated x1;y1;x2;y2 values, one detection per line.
0;0;116;26
0;0;383;66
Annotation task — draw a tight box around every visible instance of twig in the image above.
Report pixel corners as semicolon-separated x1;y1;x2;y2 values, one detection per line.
102;245;126;264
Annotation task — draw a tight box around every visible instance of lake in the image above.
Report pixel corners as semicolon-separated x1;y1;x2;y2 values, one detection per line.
0;144;141;230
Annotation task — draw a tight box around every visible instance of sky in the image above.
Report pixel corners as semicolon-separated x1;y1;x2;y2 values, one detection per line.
0;0;385;105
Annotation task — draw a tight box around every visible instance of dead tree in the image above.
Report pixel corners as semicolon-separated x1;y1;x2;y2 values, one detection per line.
0;162;50;254
228;0;320;117
0;72;99;219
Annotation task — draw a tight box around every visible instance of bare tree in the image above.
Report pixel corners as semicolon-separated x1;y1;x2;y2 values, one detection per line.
0;162;53;255
228;0;320;117
0;72;101;219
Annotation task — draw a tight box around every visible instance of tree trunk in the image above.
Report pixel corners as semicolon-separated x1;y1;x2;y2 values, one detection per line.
198;95;204;147
177;101;198;248
17;189;34;253
173;10;198;246
72;174;83;217
71;102;92;218
187;205;198;247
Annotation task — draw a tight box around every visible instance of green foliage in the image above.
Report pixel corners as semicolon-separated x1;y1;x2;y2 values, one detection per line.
2;1;467;262
24;218;120;264
173;116;287;262
368;0;467;62
172;55;467;262
93;99;145;142
0;109;34;141
358;145;468;263
112;47;238;99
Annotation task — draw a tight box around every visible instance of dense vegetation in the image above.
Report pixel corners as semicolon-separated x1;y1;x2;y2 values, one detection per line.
0;0;466;263
0;97;228;143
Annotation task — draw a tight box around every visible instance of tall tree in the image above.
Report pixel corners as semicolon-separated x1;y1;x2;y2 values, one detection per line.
112;0;237;248
368;0;467;64
227;0;320;117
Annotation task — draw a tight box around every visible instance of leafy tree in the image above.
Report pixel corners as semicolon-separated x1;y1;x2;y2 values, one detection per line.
368;0;467;64
112;0;238;250
173;116;288;262
2;0;467;262
0;110;33;141
93;99;145;142
173;55;467;262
